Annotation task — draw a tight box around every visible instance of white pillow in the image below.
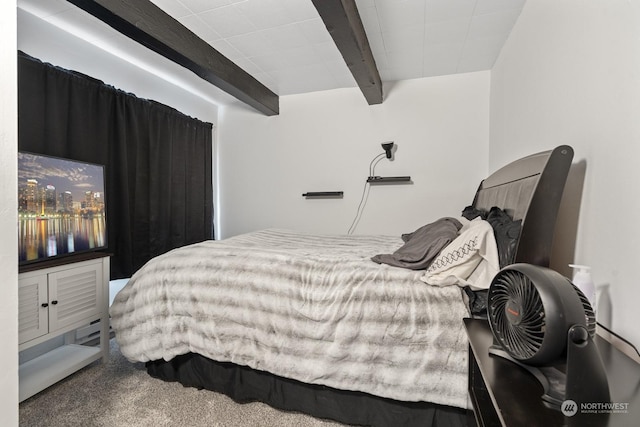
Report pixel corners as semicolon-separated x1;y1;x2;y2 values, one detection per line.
421;217;500;290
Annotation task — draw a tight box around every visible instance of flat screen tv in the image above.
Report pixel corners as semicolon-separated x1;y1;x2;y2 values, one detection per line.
18;152;107;265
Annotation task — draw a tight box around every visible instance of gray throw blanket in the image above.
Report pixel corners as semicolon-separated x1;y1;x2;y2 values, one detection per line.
371;217;462;269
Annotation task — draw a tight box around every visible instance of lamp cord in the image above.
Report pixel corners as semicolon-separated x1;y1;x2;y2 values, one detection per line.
347;180;370;235
596;321;640;358
369;153;385;177
348;152;385;235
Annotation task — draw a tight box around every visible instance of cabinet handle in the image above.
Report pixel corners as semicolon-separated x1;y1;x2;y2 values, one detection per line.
41;303;49;308
51;300;58;305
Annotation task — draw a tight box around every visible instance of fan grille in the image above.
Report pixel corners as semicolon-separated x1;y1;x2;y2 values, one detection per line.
572;283;597;337
489;270;545;360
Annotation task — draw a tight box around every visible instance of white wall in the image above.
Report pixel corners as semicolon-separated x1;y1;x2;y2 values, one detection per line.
1;1;19;425
491;0;640;347
218;71;490;239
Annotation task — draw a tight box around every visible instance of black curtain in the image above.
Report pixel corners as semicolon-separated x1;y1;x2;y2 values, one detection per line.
18;51;214;278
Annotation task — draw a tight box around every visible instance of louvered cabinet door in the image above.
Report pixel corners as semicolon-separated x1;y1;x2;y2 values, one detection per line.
47;262;103;332
18;274;49;344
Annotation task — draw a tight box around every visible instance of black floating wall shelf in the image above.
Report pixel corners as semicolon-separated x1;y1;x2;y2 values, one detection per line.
302;191;344;198
367;176;412;184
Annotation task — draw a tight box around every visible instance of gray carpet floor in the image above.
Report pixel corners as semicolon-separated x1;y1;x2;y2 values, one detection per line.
19;340;348;427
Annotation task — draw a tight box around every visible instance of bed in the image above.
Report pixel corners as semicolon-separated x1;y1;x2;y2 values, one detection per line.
110;145;574;427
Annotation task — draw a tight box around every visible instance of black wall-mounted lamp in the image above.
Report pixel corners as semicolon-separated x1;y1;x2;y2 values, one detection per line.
381;142;394;159
368;142;411;184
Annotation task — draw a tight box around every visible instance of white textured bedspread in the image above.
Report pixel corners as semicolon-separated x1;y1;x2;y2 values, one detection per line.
110;229;470;408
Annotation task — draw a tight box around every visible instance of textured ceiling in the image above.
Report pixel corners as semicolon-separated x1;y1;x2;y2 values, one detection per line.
17;0;526;98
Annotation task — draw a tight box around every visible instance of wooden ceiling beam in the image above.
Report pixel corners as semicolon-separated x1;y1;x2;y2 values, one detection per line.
311;0;383;105
66;0;279;116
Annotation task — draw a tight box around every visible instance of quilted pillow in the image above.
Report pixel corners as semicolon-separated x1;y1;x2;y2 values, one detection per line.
421;218;500;290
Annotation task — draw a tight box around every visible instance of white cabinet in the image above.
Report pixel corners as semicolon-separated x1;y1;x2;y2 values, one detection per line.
18;273;48;344
18;254;110;402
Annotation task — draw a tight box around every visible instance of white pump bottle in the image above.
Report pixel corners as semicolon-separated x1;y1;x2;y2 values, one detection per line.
569;264;596;311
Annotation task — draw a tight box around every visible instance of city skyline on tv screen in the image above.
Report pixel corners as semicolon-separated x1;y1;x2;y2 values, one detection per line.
18;152;105;210
18;152;107;264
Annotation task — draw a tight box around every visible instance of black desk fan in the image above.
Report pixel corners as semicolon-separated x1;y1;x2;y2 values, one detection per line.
487;263;610;410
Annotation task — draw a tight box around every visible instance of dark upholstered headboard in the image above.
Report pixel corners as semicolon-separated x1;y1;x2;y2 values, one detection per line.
472;145;574;267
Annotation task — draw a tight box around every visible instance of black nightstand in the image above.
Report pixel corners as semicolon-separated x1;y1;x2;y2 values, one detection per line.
464;318;640;427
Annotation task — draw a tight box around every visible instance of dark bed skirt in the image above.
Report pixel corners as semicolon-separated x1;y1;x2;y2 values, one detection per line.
146;353;469;427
